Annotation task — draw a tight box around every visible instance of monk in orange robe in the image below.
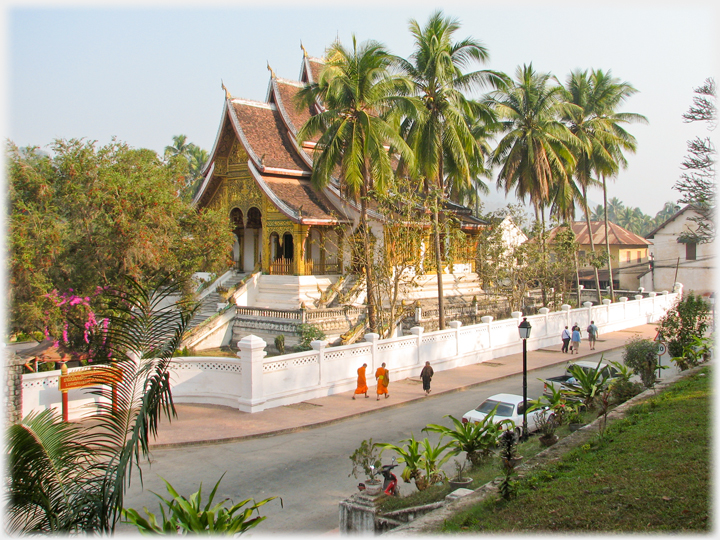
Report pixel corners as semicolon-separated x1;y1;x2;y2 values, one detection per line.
353;363;369;399
375;362;390;400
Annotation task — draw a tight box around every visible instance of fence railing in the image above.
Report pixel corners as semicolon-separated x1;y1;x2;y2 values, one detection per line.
25;288;680;419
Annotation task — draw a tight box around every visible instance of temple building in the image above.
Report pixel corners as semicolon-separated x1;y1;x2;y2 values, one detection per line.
193;47;485;311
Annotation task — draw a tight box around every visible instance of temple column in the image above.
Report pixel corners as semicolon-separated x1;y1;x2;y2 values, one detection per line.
294;224;310;275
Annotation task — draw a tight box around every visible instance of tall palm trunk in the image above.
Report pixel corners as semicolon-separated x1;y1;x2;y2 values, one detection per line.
602;177;615;301
360;179;377;332
434;170;446;330
540;204;548;307
581;185;602;303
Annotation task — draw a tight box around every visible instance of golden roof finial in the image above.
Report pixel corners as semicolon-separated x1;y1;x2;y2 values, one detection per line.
221;79;231;99
300;41;308;58
267;62;276;79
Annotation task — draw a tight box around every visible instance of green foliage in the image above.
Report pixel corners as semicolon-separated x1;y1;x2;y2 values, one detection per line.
498;430;519;501
295;324;326;351
348;439;382;479
671;334;713;371
121;474;276;535
565;357;611;409
423;413;509;467
658;292;710;363
608;378;645;405
7;139;233;337
5;276;197;533
274;334;286;355
622;336;662;387
376;435;453;491
531;381;568;425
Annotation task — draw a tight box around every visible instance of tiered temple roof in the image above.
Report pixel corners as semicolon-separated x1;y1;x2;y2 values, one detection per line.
194;48;485;230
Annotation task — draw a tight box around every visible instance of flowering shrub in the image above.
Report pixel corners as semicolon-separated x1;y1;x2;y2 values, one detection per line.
43;286;112;364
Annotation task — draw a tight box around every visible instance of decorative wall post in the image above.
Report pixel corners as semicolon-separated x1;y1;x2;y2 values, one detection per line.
410;326;424;366
236;335;267;413
311;339;327;386
448;320;462;357
538;308;550;339
481;316;493;348
561;304;571;327
364;333;380;374
583;302;593;327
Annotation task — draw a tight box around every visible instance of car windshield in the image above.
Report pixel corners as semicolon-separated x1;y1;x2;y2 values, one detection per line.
476;399;514;417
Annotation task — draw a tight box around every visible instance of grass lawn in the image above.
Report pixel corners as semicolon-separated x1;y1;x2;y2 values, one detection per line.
441;367;710;532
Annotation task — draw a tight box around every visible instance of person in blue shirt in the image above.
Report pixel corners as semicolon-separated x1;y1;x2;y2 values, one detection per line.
571;327;581;354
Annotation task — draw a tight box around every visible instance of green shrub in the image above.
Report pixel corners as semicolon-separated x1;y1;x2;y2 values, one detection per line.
622;337;661;388
122;474;277;534
609;378;645;404
295;324;325;351
657;292;710;361
274;334;285;355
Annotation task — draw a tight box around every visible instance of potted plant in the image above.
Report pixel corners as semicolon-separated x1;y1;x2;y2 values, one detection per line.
448;459;473;491
567;404;584;432
535;409;559;447
348;439;382;495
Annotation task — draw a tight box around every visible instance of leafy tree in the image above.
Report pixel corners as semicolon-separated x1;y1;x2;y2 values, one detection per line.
397;10;506;330
657;292;710;362
7;139;233;338
296;37;415;332
674;78;716;243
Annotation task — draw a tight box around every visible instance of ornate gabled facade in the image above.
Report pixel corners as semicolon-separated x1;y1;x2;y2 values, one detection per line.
194;48;485;283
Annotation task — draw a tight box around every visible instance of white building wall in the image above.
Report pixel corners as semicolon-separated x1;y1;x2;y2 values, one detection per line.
640;208;715;295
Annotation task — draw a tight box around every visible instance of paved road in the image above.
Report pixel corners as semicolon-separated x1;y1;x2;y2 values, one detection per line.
121;346;669;536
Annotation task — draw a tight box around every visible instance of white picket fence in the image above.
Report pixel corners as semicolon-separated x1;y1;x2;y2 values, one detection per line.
21;291;679;419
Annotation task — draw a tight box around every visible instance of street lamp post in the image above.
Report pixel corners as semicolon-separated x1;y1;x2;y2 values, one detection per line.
517;317;532;442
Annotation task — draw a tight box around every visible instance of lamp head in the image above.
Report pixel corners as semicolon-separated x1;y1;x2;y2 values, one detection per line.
518;317;532;339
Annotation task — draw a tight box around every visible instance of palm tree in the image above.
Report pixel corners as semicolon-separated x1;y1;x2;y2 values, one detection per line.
296;37;415;332
562;69;626;303
586;70;647;300
6;276;196;533
164;134;191;161
590;204;605;221
397;10;506;329
490;64;577;303
606;196;625;223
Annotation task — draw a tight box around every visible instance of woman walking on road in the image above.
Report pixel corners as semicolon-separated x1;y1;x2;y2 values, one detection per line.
420;361;434;395
352;363;369;399
375;363;390;400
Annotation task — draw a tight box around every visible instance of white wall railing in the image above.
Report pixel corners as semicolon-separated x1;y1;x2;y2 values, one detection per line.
21;289;679;419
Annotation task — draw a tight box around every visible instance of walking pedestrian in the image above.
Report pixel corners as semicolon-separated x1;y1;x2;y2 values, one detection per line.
561;326;571;353
570;322;580;352
375;362;390;400
352;363;368;399
571;326;581;354
587;320;599;350
420;361;434;395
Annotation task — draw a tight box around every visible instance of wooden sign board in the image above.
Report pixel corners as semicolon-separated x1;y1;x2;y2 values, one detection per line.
59;365;123;392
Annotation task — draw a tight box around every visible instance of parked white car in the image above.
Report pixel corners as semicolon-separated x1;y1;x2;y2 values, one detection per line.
462;393;545;437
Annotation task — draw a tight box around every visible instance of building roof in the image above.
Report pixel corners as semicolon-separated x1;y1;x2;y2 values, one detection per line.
547;221;651;247
195;49;486;230
643;205;697;239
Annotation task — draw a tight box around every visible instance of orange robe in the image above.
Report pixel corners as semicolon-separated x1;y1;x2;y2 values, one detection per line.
354;366;368;394
375;367;389;395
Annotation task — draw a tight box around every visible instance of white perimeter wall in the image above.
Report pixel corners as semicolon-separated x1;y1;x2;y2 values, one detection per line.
22;291;678;418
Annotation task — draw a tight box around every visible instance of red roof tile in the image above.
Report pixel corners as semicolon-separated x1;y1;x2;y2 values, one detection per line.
230;100;309;173
547;221;651;246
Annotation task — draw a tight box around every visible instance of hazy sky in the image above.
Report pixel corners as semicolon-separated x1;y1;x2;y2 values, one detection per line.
5;0;719;216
